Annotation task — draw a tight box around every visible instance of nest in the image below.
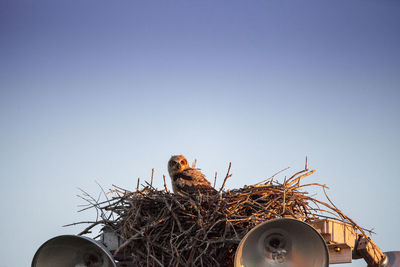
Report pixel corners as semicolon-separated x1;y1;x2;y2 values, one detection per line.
69;165;370;266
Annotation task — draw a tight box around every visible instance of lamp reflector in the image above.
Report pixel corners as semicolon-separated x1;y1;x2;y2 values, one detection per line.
234;218;329;267
383;251;400;267
32;235;116;267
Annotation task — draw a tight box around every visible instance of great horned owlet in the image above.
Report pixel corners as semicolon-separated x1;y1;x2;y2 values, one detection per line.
168;155;217;196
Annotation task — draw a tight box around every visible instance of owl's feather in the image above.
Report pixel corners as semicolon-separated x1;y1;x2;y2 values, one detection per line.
168;155;216;196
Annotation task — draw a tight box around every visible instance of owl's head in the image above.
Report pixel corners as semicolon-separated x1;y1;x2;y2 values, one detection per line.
168;155;189;176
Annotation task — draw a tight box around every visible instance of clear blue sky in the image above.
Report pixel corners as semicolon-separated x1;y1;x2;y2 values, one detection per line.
1;1;399;266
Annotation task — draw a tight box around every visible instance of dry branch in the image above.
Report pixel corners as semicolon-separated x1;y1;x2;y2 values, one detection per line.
69;166;370;266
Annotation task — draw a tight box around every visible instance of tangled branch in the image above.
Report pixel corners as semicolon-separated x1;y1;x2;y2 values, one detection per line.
67;165;370;266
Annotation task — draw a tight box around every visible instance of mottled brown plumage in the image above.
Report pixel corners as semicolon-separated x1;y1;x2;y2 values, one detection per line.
168;155;217;196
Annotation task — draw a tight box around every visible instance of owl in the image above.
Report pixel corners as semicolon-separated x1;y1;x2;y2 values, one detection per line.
168;155;217;196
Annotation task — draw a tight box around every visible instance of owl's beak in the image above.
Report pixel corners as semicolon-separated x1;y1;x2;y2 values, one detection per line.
175;162;180;170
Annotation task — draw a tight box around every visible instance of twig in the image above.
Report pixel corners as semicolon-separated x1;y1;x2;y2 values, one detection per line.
218;162;232;193
150;168;154;187
255;167;290;185
163;175;169;192
113;232;142;257
286;169;316;188
305;156;308;170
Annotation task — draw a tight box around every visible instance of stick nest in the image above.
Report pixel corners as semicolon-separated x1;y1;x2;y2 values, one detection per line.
71;166;369;267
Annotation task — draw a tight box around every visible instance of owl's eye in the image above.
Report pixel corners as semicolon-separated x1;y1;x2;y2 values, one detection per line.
180;160;186;165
